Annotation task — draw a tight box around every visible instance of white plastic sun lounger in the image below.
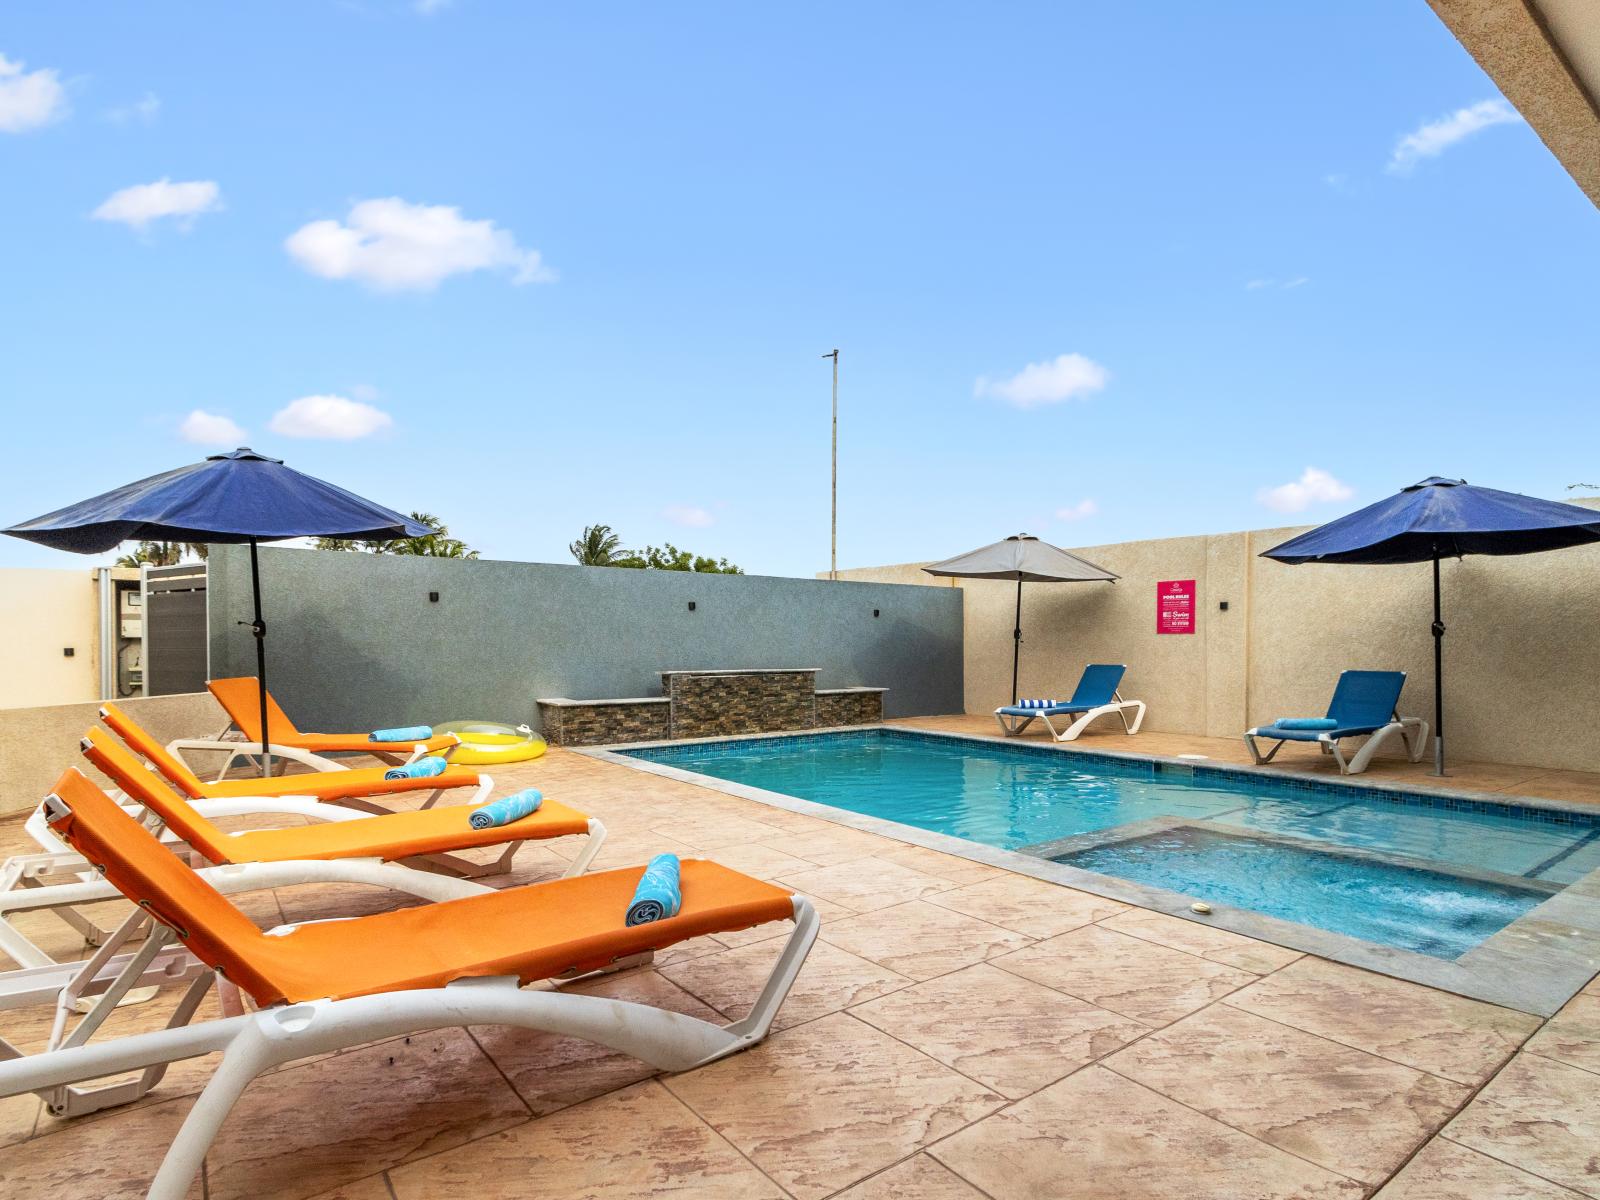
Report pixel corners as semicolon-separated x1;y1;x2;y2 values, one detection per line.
0;770;818;1200
994;663;1147;741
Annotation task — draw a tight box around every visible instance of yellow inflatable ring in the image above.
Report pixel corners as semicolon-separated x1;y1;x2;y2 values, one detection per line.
436;721;548;766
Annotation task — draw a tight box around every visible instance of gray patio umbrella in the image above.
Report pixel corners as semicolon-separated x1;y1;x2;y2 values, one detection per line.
924;533;1118;706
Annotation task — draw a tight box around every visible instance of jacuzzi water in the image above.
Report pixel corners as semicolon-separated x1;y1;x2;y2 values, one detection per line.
623;728;1594;958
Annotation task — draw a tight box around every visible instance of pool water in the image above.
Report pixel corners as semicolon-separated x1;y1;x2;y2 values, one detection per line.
624;729;1593;958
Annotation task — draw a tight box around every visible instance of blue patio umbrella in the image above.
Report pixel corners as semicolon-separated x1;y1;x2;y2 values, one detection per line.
4;448;429;765
1261;476;1600;774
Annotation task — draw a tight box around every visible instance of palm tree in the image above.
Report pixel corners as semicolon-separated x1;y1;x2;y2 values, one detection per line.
570;524;624;566
315;512;478;558
115;541;209;567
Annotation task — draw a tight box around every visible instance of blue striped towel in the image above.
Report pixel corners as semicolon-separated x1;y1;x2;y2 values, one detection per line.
468;788;543;830
1273;718;1339;731
370;725;434;743
1016;699;1059;709
383;756;449;781
626;854;683;926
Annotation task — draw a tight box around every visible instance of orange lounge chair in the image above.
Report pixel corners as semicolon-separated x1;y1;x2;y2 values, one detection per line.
172;677;464;776
101;702;483;816
77;727;605;882
0;769;818;1200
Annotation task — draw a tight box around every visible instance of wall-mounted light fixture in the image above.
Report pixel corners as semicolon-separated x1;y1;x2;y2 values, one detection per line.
63;647;75;657
687;601;697;612
429;591;440;603
873;608;880;618
1218;600;1229;612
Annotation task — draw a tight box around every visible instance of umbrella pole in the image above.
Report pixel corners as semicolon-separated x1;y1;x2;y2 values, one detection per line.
1431;548;1445;776
248;538;273;776
1011;578;1023;707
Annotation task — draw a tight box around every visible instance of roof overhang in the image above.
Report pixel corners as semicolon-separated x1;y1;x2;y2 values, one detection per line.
1426;0;1600;208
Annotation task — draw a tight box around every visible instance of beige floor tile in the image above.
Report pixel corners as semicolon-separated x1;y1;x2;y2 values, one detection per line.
664;1012;1004;1200
389;1080;782;1198
1226;956;1540;1084
1098;907;1303;974
554;830;700;871
992;924;1254;1024
850;962;1151;1098
868;843;1005;886
204;1028;528;1200
823;900;1034;981
1523;994;1600;1077
930;1065;1366;1200
0;1095;203;1199
661;935;911;1030
304;1176;396;1200
1373;1137;1584;1199
273;880;428;925
833;1154;989;1198
927;872;1127;938
778;856;960;912
649;811;793;851
0;1093;40;1149
471;969;723;1116
690;840;818;880
762;823;896;866
1108;1004;1470;1184
1447;1053;1600;1197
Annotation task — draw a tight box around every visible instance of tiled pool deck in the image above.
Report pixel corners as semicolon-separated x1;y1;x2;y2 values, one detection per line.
2;716;1599;1198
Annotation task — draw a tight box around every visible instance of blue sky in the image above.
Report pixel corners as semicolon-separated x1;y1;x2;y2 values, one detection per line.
2;3;1595;577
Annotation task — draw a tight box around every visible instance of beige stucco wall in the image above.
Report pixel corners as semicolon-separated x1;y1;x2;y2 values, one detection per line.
0;568;100;709
0;691;221;815
841;499;1600;773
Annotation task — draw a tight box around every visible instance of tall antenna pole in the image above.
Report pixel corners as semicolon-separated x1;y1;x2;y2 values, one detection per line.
822;349;839;579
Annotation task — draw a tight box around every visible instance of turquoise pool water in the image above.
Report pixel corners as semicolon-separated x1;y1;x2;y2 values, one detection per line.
623;729;1593;958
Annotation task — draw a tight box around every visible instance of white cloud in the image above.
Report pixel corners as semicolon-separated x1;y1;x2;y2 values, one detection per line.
1282;276;1309;289
91;179;222;231
663;504;715;528
1258;467;1354;514
178;410;246;445
106;92;160;125
269;394;393;440
284;197;554;292
1245;278;1273;290
974;352;1109;410
0;52;67;133
1388;99;1522;173
1055;499;1099;521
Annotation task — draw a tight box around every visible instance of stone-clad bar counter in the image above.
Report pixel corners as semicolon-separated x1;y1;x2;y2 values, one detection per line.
538;668;886;747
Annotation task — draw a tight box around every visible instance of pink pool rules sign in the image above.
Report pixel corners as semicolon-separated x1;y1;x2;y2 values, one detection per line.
1157;579;1196;635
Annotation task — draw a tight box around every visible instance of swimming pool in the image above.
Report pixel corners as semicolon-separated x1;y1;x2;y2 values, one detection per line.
621;728;1599;961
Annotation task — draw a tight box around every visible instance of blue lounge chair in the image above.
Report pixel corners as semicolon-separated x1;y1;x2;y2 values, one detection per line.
1244;669;1428;775
994;664;1146;741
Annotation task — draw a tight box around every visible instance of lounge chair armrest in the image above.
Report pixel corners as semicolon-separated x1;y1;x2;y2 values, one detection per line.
165;738;348;777
195;860;491;902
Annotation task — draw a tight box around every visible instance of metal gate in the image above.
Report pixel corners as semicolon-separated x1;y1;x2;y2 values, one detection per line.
143;563;208;696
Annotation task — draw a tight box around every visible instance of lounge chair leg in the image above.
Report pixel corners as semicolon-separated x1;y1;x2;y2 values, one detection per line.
562;821;607;878
148;1020;278;1200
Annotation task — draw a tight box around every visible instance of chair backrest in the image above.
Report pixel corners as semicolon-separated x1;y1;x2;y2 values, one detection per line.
99;703;207;799
207;677;301;742
79;727;235;865
44;768;287;1005
1070;664;1127;708
1326;670;1406;728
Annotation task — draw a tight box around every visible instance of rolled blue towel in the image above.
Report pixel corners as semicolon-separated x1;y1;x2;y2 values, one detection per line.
468;788;543;830
370;725;434;743
383;756;449;781
1017;699;1059;709
1273;717;1339;731
626;854;683;926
